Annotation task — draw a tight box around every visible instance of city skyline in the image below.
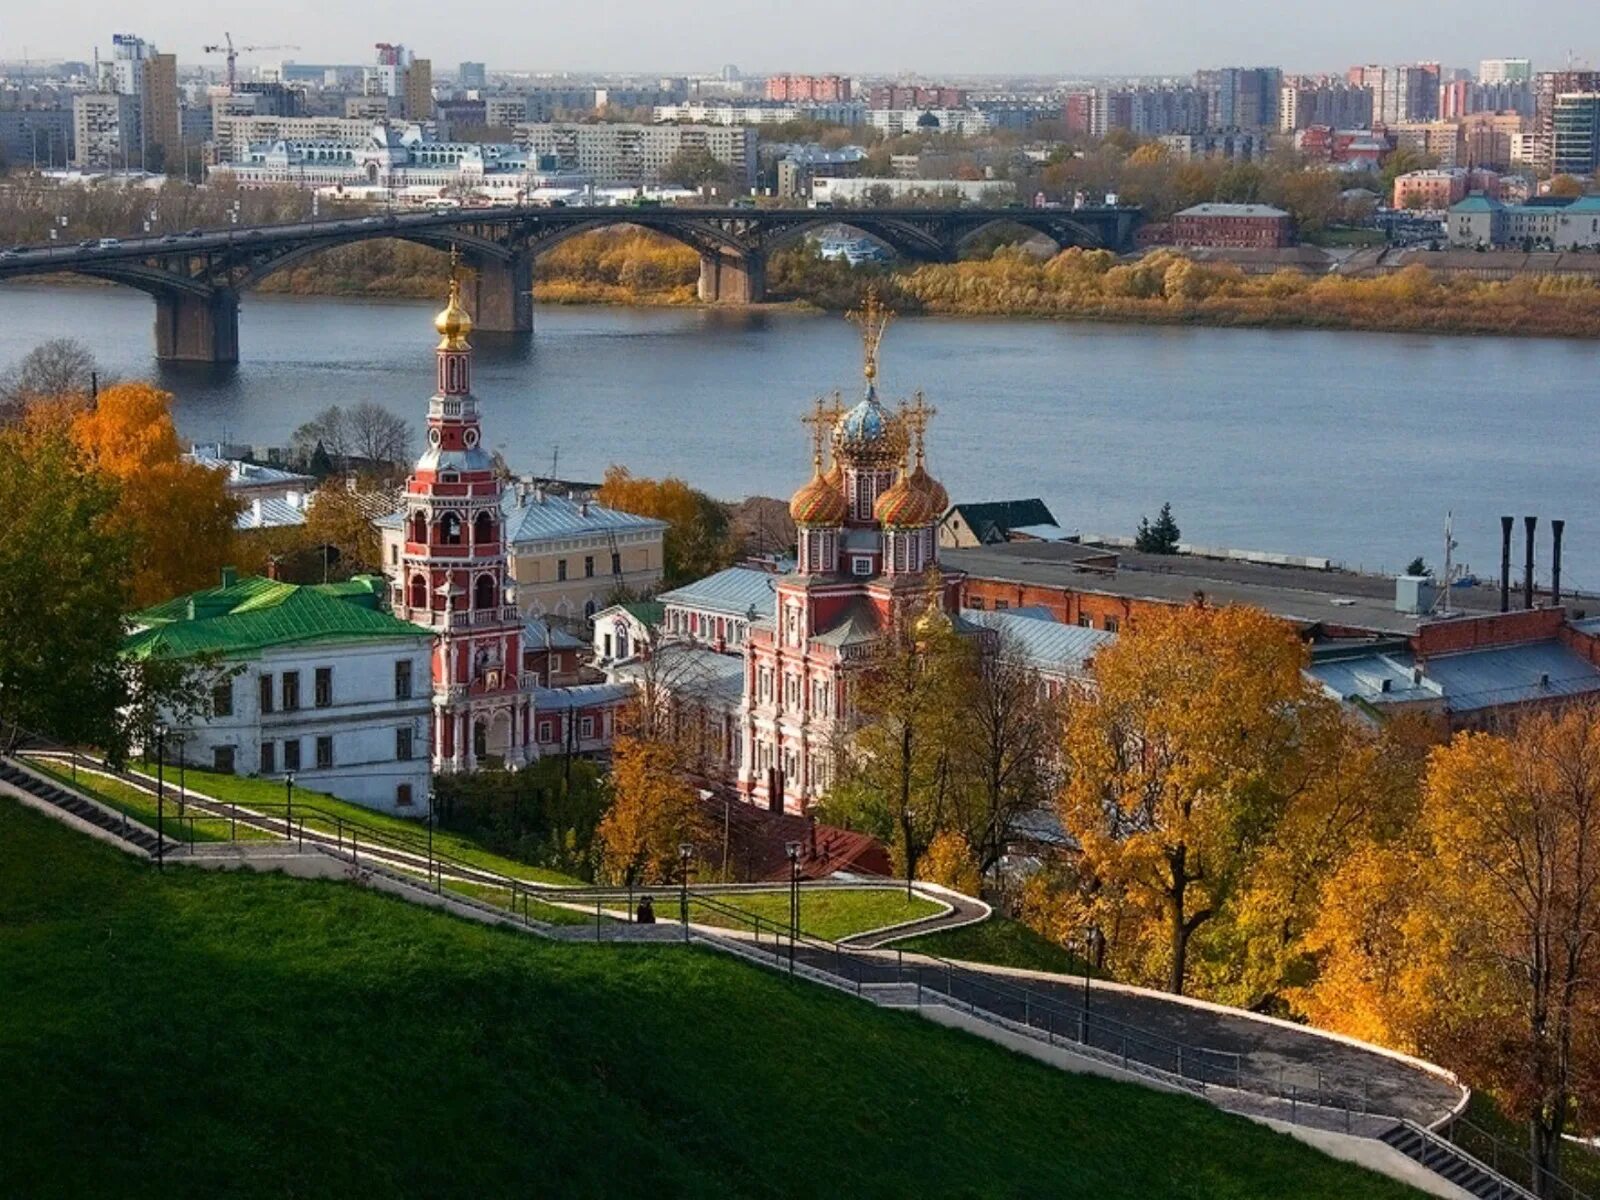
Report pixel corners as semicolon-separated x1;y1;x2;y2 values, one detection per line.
4;0;1597;78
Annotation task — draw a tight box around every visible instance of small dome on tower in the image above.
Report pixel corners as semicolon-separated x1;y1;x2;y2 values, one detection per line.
435;274;473;348
790;467;848;526
906;463;948;515
874;469;938;528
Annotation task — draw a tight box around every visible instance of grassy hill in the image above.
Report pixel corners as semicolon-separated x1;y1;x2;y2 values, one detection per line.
0;799;1425;1200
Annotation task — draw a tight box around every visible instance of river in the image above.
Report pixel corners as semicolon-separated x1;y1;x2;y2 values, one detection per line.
1;284;1595;590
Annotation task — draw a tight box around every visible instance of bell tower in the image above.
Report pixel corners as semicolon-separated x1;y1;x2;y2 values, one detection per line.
395;250;532;773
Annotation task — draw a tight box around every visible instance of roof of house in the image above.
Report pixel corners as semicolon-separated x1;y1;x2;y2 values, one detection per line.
500;488;669;545
945;499;1058;544
524;616;585;651
236;494;308;531
1175;203;1290;219
126;574;430;660
963;608;1114;676
530;682;636;712
189;452;315;492
610;643;746;706
658;566;784;620
1309;639;1600;713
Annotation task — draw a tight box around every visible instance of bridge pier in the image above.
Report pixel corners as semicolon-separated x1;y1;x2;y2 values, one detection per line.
154;289;239;365
698;249;766;304
464;252;533;333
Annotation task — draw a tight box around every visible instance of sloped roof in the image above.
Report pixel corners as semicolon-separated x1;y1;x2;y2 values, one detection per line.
659;566;784;620
1308;640;1600;713
501;488;669;544
963;608;1113;676
126;575;429;660
946;499;1058;544
812;599;882;648
236;495;308;531
524;616;586;650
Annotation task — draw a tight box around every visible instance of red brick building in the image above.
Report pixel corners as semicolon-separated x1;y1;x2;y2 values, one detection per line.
1171;203;1296;249
765;74;852;103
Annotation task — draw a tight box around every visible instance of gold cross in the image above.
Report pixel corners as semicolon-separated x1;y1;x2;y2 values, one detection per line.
846;286;893;383
800;393;847;468
900;391;938;464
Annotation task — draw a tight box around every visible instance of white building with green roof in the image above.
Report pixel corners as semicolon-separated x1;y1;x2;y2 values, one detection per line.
127;569;436;814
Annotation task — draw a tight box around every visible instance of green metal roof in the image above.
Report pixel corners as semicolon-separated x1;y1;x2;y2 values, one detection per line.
126;574;430;660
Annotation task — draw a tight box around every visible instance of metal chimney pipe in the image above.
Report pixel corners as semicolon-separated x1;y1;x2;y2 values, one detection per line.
1500;515;1513;613
1524;515;1537;610
1552;519;1565;606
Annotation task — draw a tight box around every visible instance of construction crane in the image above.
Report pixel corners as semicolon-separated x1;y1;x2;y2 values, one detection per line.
202;33;299;91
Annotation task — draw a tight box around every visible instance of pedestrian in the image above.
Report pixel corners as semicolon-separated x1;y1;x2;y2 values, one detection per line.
637;894;656;924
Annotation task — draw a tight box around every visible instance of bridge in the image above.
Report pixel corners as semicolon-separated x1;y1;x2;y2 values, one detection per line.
0;203;1141;364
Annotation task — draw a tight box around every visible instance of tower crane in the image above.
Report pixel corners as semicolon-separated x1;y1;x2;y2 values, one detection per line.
202;34;299;91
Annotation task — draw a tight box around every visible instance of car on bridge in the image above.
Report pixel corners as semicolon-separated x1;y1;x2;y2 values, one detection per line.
95;238;121;249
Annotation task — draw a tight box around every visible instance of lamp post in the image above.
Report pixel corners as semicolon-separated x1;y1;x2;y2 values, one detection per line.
678;842;694;939
785;840;802;970
427;789;436;889
284;770;296;844
154;724;168;871
177;734;187;817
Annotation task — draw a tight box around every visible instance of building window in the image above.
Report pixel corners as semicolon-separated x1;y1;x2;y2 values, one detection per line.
852;557;871;576
396;727;413;761
281;672;300;712
557;558;567;581
475;574;498;610
389;543;398;565
213;746;236;774
314;667;332;708
580;715;595;738
439;513;462;545
396;784;414;808
1104;616;1120;633
584;555;594;577
212;679;234;717
283;739;301;772
994;599;1009;610
395;659;413;699
1077;614;1092;628
259;673;274;714
260;741;276;774
538;719;555;743
611;551;621;575
316;736;333;770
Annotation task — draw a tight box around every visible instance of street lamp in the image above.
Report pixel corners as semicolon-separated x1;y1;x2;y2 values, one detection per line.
678;842;695;937
154;723;168;871
427;788;437;890
785;840;802;970
284;770;296;844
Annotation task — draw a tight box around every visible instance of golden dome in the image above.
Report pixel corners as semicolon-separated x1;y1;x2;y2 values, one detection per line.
435;275;473;348
906;462;948;515
789;464;848;526
874;468;938;528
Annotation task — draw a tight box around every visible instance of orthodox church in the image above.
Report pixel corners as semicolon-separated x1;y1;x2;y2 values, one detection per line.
737;292;963;812
390;257;535;771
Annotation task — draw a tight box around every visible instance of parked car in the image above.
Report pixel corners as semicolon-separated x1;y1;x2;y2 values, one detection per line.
95;237;121;248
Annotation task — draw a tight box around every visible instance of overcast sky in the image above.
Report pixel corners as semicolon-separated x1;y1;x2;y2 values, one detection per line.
7;0;1598;77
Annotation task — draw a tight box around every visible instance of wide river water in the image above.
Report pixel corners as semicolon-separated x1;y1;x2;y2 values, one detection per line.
1;284;1595;589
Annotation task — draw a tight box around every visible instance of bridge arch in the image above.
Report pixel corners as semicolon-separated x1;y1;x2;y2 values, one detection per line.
230;228;513;294
763;216;951;262
951;215;1110;256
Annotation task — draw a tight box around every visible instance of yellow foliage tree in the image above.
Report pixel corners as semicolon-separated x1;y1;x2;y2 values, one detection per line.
595;730;712;885
596;465;733;585
70;383;240;606
1060;603;1327;996
919;829;981;896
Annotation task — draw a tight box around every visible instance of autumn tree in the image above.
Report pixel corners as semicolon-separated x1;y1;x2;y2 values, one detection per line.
1060;603;1326;995
0;423;131;752
595;728;712;886
1303;709;1600;1192
597;466;734;584
661;147;732;189
0;337;101;419
70;382;240;607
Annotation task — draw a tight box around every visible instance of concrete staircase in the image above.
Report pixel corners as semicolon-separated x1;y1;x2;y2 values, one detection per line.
0;759;166;857
1379;1122;1539;1200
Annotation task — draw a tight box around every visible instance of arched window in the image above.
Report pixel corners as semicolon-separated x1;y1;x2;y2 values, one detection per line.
584;599;597;620
409;511;427;543
474;511;495;545
408;574;428;610
474;573;498;611
439;513;462;545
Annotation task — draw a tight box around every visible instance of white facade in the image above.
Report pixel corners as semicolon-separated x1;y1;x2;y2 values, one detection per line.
653;102;863;126
512;121;757;188
811;176;1014;205
183;638;434;814
864;108;992;137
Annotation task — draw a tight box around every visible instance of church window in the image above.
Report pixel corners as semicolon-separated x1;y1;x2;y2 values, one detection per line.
474;511;494;544
474;573;498;610
852;557;871;577
409;511;427;543
408;574;428;610
584;599;597;620
440;513;463;545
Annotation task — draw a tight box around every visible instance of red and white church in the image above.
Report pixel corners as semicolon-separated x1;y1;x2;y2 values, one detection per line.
390;262;535;771
737;293;962;812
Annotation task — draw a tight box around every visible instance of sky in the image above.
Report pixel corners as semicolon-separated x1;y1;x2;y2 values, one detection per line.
5;0;1599;78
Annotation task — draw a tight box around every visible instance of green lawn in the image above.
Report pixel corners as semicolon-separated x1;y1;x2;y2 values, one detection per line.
0;797;1427;1199
448;880;614;928
685;888;943;942
130;759;581;885
901;914;1101;977
22;757;274;844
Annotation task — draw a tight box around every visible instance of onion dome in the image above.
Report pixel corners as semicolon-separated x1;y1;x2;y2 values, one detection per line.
789;463;847;526
435;273;473;349
874;468;938;528
906;462;948;515
834;390;909;471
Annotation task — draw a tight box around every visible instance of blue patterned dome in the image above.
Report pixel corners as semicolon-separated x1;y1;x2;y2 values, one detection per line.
833;388;908;471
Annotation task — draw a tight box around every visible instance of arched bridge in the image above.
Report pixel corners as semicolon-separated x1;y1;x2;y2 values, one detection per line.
0;203;1142;364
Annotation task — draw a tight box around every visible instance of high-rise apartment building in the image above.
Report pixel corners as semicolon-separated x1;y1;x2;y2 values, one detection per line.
513;122;756;187
459;61;487;90
72;92;139;168
1534;71;1600;173
1195;67;1282;129
1348;63;1439;123
1551;93;1600;176
1479;58;1532;84
143;52;180;166
765;74;851;103
404;58;433;122
1279;80;1372;131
